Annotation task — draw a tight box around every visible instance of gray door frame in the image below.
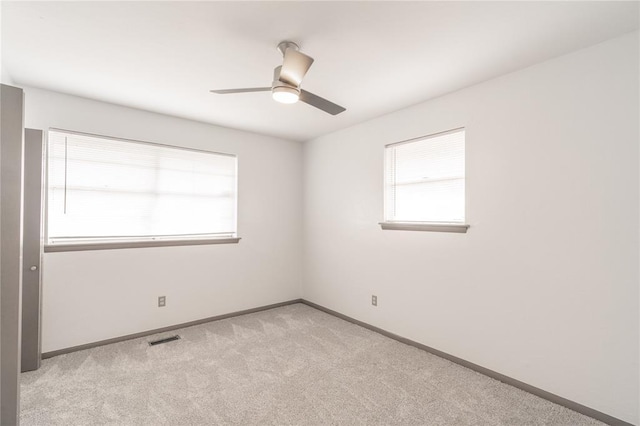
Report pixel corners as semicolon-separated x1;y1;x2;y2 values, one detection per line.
21;129;44;373
1;84;25;426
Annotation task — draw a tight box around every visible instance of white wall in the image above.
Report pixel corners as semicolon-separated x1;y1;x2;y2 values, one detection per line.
1;66;13;85
1;53;15;84
23;87;303;353
303;32;639;424
0;5;13;85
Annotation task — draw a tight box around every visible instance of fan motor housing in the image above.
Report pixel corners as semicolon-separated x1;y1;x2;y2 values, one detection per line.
272;66;300;91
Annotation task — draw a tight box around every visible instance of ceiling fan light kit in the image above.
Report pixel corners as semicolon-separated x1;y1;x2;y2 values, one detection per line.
210;40;346;115
272;86;300;104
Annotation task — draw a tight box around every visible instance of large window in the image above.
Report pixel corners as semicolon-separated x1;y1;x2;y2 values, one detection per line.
46;130;237;247
383;128;466;231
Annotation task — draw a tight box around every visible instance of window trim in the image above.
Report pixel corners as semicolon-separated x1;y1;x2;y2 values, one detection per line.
381;127;469;233
379;222;469;233
44;237;241;253
44;128;240;250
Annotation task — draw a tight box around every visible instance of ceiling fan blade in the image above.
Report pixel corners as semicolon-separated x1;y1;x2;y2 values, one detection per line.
210;87;271;94
279;49;314;87
299;90;346;115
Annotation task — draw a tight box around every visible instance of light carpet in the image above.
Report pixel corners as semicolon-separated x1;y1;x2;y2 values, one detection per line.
20;303;602;425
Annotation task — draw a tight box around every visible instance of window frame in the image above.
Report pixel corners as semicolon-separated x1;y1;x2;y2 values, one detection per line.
44;128;241;252
380;127;469;233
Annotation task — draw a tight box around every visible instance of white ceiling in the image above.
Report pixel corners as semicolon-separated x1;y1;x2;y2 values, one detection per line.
2;2;638;142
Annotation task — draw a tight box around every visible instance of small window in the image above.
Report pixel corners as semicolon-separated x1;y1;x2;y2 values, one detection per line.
46;130;238;247
383;128;467;231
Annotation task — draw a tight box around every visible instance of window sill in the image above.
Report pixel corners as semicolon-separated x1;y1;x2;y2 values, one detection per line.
44;237;241;252
379;222;469;233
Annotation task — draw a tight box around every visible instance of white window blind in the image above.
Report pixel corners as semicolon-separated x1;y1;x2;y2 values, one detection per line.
47;130;237;244
385;128;465;223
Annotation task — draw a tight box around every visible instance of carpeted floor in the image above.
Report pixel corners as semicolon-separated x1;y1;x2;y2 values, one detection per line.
20;303;602;425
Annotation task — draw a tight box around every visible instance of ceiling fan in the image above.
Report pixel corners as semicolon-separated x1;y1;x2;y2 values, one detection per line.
210;41;346;115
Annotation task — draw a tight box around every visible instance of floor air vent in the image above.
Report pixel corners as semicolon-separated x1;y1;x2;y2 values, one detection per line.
148;335;181;346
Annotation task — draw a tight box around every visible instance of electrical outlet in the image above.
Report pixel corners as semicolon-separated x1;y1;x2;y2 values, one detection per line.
158;296;166;307
371;295;377;306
